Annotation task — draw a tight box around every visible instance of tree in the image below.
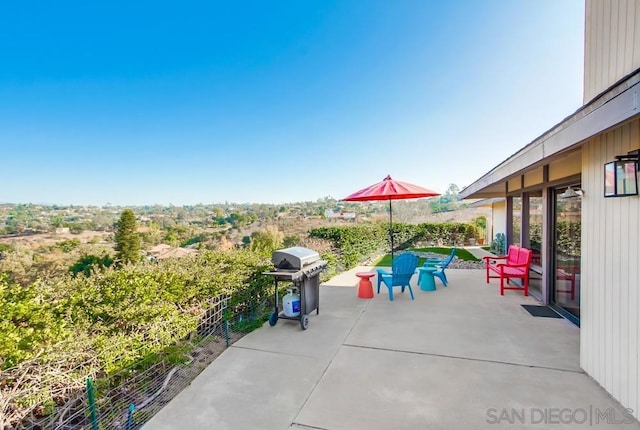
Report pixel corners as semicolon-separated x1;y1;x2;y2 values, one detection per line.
70;254;114;277
250;226;284;256
473;215;487;242
114;209;141;265
445;183;460;198
430;183;462;213
283;235;300;248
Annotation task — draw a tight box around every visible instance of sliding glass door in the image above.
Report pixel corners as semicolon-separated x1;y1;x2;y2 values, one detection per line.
527;192;543;297
551;186;581;321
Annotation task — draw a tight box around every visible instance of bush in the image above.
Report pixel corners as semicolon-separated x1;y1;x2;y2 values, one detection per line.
2;249;273;372
70;254;114;277
0;274;70;368
310;222;479;269
310;224;388;269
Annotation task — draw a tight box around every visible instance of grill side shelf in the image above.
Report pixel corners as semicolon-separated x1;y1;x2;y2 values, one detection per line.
263;270;305;282
263;260;327;282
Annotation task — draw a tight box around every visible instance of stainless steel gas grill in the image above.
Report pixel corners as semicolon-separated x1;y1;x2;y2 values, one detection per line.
264;246;327;330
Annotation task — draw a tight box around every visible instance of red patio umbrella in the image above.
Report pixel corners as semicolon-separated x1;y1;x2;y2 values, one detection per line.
342;175;440;259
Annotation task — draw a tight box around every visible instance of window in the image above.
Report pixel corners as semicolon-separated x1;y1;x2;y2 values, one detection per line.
511;197;521;246
528;193;543;266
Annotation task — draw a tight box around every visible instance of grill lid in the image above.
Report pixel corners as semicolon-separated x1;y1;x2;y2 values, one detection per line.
272;246;320;270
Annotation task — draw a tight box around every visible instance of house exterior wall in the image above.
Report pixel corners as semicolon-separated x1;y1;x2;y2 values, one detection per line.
581;118;640;420
584;0;640;103
490;200;507;244
549;151;582;181
460;0;640;420
507;178;521;193
524;167;544;188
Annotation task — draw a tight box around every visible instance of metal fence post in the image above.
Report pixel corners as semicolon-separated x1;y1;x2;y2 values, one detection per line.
86;377;99;430
223;299;230;347
125;403;135;430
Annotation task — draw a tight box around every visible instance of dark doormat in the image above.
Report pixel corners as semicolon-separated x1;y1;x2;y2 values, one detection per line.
521;305;563;318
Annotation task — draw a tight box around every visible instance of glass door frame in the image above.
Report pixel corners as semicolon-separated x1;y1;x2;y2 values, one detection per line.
547;184;581;327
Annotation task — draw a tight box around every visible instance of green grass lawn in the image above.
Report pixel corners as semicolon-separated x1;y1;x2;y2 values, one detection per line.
374;254;427;267
373;246;480;266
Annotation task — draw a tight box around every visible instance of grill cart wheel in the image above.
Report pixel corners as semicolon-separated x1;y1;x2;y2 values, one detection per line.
268;311;278;326
300;314;309;330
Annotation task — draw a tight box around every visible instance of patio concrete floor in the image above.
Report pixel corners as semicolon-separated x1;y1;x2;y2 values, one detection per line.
144;267;639;429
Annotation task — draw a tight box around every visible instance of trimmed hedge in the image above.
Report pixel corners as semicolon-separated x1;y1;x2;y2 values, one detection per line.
310;222;478;270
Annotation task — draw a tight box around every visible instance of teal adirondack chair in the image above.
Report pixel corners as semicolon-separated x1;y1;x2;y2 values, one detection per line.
422;247;456;286
424;247;456;267
376;253;418;301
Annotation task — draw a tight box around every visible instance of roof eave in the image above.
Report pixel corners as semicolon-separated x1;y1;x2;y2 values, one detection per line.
460;68;640;199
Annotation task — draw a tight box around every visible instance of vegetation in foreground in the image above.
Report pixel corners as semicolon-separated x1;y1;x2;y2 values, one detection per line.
1;209;484;428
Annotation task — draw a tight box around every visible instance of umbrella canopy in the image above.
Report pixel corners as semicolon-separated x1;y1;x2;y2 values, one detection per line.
342;175;440;259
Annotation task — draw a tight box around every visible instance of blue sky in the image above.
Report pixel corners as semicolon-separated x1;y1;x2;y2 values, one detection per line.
1;0;584;206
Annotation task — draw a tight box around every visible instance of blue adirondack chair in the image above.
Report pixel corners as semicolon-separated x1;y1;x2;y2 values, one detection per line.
422;247;456;286
376;253;418;301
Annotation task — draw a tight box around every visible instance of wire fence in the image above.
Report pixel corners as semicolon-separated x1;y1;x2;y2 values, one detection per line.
1;281;277;430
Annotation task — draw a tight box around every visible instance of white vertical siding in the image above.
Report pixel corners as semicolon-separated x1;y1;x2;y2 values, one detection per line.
581;118;640;420
584;0;640;103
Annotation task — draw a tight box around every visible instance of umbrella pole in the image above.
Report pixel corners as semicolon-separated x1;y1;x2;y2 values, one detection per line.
389;199;393;260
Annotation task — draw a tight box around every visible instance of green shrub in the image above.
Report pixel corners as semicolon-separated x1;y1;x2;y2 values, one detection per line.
310;222;480;269
56;239;81;253
69;254;114;277
2;249;272;372
0;274;70;368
